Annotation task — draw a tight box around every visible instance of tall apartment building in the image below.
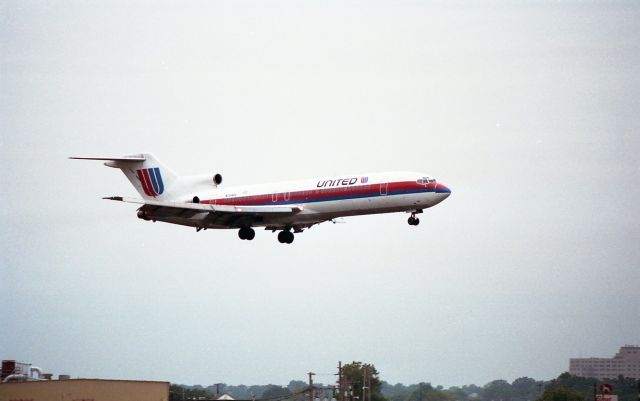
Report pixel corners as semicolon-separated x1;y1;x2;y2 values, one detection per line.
569;345;640;379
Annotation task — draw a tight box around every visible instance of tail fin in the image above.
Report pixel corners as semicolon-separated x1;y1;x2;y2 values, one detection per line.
70;153;178;200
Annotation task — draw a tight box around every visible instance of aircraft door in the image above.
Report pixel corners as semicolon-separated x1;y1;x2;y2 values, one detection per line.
380;183;388;196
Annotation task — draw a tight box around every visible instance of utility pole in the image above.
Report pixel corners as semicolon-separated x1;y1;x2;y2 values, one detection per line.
362;367;368;401
337;361;343;401
309;372;315;401
367;371;371;401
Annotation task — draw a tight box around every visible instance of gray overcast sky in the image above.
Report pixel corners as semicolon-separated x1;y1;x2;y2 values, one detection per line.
1;0;639;388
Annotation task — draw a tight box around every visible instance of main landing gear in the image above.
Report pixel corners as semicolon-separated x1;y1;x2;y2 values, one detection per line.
277;230;294;244
238;227;255;240
237;227;296;243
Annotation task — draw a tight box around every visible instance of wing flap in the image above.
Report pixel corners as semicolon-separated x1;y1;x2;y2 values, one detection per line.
104;196;304;215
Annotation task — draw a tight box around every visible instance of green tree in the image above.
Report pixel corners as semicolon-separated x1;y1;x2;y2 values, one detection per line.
262;385;293;400
445;386;470;401
544;372;594;401
536;388;584;401
427;392;455;401
511;377;543;401
288;381;308;392
342;361;386;401
170;384;213;401
543;373;639;401
406;383;435;401
483;380;513;401
381;382;414;401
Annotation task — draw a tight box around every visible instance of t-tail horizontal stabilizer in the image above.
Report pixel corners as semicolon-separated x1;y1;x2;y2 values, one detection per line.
70;153;178;200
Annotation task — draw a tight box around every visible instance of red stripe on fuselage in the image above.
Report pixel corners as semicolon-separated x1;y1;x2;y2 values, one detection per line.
202;181;434;206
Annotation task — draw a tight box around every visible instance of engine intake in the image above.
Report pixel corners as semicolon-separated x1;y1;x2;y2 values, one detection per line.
137;210;150;220
213;174;222;185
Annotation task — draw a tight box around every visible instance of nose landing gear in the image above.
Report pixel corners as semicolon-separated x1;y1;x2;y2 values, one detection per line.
408;210;422;226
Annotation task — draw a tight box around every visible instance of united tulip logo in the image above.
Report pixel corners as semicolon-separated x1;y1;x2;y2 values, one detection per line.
136;167;164;197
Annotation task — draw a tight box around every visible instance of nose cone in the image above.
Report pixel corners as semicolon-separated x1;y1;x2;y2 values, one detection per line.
436;183;451;205
436;182;451;195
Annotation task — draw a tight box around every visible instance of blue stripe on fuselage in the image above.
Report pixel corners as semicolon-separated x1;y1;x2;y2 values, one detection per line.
240;187;435;206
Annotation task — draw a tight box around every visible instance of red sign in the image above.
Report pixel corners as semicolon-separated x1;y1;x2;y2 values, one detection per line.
600;384;613;394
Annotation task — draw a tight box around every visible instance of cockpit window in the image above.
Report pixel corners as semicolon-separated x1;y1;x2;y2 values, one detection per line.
417;177;436;185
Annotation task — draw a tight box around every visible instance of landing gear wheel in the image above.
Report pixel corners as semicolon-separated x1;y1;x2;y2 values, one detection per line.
238;227;255;240
408;217;416;225
277;230;295;244
414;218;420;225
285;231;294;244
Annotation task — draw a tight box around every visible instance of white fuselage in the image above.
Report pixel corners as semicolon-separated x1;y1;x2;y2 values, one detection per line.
164;171;451;230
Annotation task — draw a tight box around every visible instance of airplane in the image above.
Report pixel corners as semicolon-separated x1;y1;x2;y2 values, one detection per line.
70;153;451;244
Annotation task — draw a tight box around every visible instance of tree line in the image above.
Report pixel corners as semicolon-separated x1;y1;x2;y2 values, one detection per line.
170;362;640;401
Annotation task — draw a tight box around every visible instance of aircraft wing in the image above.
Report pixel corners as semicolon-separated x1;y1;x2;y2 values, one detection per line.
103;196;303;228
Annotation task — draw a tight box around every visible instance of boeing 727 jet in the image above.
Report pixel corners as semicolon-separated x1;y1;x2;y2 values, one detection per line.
71;153;451;244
